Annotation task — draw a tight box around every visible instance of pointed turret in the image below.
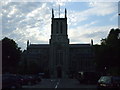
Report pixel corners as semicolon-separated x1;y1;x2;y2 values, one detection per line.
65;8;67;18
91;39;93;46
52;8;54;18
27;40;29;47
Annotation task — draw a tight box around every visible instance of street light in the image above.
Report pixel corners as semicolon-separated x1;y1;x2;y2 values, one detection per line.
7;55;10;59
104;67;107;75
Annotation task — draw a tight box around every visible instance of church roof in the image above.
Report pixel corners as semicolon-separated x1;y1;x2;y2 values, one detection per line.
28;44;50;48
69;44;91;48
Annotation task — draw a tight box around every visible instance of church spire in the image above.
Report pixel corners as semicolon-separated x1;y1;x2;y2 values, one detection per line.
65;8;67;18
27;40;29;47
91;39;93;46
52;8;54;18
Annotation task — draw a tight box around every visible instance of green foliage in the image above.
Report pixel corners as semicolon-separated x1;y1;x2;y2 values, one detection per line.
108;67;120;76
27;61;39;74
2;37;22;73
94;28;120;75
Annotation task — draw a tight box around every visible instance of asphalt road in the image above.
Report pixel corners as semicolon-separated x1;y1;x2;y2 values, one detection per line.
22;79;97;89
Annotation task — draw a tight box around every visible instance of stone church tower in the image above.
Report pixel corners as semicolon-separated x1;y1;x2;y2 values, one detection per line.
22;8;95;79
49;8;69;78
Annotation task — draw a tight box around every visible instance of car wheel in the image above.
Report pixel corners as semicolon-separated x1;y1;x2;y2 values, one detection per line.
11;85;16;88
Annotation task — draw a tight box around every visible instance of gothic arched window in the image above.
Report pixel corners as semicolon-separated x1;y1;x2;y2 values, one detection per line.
56;22;58;34
60;22;62;34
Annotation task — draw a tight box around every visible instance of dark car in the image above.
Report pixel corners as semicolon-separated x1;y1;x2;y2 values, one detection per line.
2;74;22;89
21;75;34;85
31;75;42;82
97;76;120;89
21;75;41;85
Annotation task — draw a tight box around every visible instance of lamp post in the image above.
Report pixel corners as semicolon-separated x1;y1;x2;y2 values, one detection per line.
104;67;107;75
7;55;10;73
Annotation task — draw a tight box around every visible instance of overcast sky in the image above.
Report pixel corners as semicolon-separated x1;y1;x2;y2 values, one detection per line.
1;0;119;50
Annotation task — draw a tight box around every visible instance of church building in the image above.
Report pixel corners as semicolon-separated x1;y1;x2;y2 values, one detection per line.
21;9;95;78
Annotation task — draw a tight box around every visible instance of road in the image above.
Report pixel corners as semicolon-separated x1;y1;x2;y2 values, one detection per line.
22;79;97;89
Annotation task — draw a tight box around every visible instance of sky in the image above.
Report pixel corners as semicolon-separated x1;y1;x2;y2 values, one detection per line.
1;0;119;50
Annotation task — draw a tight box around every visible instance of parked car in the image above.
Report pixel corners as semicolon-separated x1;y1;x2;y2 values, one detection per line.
21;75;34;85
32;75;42;82
97;76;120;89
15;75;25;85
38;73;45;78
2;74;22;89
21;75;41;85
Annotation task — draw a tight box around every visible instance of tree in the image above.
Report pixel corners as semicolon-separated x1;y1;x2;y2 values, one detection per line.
2;37;22;73
94;28;120;75
102;28;120;66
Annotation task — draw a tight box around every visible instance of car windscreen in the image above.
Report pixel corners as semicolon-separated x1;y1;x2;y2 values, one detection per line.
98;76;111;83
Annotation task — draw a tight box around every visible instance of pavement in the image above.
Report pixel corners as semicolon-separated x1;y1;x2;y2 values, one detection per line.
22;79;97;89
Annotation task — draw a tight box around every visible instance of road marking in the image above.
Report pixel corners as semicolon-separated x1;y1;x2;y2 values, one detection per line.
55;79;60;89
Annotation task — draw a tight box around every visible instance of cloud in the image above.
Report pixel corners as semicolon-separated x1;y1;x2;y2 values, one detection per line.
110;14;118;21
2;2;52;49
67;2;117;28
1;2;118;50
87;2;117;16
2;0;119;2
68;24;117;44
83;21;98;27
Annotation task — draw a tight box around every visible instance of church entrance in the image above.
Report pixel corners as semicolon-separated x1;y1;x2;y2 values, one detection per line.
57;66;62;78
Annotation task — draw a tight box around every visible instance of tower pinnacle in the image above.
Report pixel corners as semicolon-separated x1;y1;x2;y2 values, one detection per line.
52;8;54;18
65;8;67;18
91;39;93;46
27;40;29;47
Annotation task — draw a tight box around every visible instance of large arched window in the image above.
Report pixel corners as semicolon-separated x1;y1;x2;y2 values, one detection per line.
56;22;58;34
60;22;62;34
